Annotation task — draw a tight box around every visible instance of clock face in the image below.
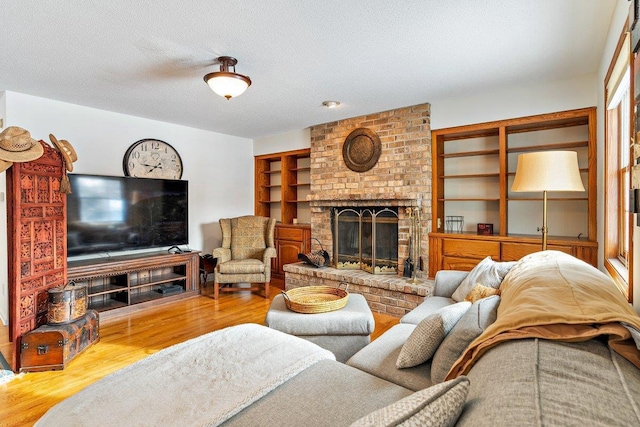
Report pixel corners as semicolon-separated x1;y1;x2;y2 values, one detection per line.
123;139;183;179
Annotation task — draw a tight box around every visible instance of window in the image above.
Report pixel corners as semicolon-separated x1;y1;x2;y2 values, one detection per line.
604;30;632;301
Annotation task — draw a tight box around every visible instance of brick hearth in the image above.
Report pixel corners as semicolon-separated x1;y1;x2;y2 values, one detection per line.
284;263;433;316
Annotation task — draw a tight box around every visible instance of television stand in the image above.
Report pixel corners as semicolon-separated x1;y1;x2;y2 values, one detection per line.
67;251;200;319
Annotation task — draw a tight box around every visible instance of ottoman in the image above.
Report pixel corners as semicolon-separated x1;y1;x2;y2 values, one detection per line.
265;293;375;362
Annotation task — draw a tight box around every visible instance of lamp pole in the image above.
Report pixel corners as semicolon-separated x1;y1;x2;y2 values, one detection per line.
541;190;548;250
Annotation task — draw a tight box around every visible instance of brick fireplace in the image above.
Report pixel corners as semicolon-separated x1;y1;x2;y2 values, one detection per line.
285;103;434;316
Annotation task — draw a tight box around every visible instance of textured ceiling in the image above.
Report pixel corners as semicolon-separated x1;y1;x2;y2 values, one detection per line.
0;0;617;139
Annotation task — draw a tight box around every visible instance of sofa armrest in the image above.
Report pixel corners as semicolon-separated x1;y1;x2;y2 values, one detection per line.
433;270;469;298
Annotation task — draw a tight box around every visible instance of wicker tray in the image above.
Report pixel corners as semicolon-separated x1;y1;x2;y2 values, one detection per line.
282;283;349;314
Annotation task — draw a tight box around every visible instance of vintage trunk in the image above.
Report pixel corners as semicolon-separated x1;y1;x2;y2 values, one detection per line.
19;310;99;372
47;282;88;324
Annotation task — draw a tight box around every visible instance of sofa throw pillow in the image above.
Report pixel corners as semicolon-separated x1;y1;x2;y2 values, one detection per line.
430;295;501;384
451;256;516;302
396;301;471;369
349;376;470;427
465;283;501;303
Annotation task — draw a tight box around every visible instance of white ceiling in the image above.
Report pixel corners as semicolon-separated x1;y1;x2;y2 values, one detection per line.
0;0;617;139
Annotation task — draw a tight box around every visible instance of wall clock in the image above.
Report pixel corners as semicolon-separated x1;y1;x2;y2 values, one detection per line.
123;139;183;179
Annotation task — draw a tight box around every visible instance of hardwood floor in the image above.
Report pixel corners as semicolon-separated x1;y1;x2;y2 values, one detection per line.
0;286;399;427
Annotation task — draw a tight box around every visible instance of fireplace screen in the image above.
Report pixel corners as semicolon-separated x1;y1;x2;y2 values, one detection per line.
332;207;398;274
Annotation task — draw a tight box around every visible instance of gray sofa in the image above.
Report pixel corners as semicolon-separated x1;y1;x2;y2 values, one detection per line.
38;252;640;426
225;252;640;426
344;267;640;426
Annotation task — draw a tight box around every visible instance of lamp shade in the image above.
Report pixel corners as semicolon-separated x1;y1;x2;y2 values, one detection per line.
511;151;585;192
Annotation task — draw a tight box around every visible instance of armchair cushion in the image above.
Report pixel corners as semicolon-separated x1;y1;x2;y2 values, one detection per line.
222;216;276;260
218;259;266;275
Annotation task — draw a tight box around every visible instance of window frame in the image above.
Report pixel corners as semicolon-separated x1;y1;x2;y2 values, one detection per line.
604;26;633;302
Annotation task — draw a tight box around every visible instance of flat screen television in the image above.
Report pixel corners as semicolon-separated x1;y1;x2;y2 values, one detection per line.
66;174;188;257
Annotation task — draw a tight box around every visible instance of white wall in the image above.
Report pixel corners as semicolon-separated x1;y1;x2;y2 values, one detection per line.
430;73;597;130
255;74;598;155
255;75;598;154
0;91;254;323
253;128;310;155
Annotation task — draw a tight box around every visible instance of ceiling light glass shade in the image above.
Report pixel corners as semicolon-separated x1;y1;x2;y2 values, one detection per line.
204;72;251;99
511;151;584;192
203;56;251;100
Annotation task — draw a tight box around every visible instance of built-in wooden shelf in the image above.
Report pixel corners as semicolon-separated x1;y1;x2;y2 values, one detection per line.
440;173;500;179
506;140;588;153
430;107;597;278
255;148;310;225
440;148;500;158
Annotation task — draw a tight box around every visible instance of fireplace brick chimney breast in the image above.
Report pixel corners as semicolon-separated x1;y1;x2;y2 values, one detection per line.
285;103;433;315
309;103;432;275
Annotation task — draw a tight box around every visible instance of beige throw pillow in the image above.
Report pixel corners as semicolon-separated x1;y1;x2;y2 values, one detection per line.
396;301;471;369
430;295;501;384
451;256;516;302
349;376;470;427
465;283;501;303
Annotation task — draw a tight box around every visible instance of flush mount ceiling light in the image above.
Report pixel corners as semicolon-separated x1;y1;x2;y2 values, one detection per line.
322;100;340;108
204;56;251;100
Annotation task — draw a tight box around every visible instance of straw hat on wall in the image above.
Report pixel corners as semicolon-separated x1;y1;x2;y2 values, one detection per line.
49;134;78;172
0;127;43;163
0;158;12;173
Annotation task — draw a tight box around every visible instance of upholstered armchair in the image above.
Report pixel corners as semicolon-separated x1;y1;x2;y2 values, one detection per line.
212;215;277;299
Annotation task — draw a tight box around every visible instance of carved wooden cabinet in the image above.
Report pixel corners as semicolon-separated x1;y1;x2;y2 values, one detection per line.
7;142;67;370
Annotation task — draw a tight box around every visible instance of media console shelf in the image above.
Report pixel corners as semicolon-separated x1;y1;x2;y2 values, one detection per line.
67;251;200;318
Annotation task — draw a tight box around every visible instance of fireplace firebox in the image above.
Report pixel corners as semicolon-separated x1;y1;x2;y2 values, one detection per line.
332;207;398;274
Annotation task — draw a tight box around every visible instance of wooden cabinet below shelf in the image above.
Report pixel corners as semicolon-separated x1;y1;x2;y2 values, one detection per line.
500;242;573;261
272;224;311;287
443;239;500;260
429;232;597;278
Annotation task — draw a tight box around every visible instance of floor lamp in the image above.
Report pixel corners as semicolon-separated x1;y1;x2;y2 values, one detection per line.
511;151;585;250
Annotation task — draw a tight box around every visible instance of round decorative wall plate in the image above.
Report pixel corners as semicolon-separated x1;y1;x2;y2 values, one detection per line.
342;128;382;172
